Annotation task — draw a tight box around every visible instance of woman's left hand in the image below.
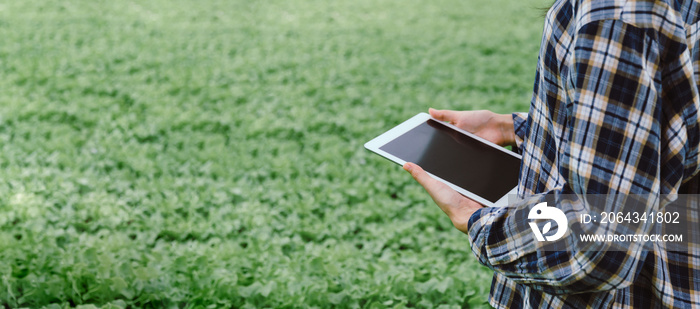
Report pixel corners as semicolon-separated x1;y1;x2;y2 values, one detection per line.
403;162;484;234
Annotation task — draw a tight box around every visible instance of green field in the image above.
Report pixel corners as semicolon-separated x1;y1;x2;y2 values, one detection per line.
0;0;544;307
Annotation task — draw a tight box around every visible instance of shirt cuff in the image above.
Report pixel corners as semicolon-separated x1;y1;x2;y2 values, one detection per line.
466;206;502;268
512;112;528;153
467;207;484;231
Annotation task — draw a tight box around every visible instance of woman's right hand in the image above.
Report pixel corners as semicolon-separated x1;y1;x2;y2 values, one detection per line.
429;108;516;147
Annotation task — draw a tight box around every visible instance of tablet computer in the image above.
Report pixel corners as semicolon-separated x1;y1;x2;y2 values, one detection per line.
364;112;521;207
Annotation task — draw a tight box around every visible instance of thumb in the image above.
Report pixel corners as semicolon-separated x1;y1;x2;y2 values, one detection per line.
403;162;465;216
403;162;443;193
429;108;456;123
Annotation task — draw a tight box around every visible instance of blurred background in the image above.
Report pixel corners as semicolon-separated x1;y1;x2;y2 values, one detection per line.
0;0;545;307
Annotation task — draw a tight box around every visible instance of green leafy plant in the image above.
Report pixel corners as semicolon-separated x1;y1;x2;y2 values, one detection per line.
0;0;541;307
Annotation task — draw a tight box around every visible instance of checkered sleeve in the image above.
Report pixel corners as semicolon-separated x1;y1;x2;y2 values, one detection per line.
467;19;672;294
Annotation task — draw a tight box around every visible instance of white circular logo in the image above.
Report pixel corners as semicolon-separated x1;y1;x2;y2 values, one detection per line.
528;202;568;241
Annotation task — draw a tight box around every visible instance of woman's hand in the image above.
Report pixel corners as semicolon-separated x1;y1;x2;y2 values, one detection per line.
429;108;516;148
403;162;484;234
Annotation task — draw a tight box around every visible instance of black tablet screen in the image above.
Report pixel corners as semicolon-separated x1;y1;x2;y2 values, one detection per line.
380;119;521;203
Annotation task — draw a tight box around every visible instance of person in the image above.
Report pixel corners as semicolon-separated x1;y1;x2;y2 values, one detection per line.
403;0;700;308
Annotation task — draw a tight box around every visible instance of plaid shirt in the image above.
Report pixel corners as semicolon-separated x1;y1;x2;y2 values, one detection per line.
467;0;700;308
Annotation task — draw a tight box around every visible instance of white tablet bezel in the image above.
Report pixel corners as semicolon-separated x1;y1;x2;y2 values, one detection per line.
364;112;521;207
